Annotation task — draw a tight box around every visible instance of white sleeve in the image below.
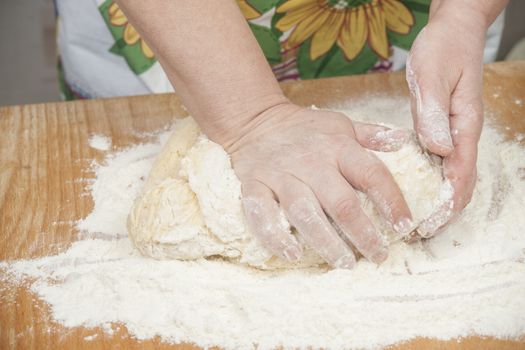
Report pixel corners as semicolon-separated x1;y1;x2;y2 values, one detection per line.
56;0;173;98
483;10;506;63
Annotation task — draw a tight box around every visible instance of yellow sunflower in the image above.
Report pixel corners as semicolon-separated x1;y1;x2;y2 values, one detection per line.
275;0;414;60
108;2;155;59
237;0;261;20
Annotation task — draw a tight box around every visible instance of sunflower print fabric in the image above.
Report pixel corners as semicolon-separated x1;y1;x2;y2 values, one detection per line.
98;0;429;80
276;0;414;60
107;3;155;59
99;0;157;75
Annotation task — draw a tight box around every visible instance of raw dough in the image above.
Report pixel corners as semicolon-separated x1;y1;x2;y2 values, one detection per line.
128;116;445;269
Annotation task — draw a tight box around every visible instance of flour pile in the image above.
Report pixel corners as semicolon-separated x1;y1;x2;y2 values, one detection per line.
2;98;525;349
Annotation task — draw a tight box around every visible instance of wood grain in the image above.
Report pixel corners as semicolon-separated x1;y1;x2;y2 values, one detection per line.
1;61;524;349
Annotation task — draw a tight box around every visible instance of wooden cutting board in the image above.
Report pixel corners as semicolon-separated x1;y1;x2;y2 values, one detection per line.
1;61;524;350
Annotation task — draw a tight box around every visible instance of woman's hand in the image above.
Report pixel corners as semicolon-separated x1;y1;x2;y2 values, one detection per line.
115;0;414;268
406;0;507;237
227;103;413;268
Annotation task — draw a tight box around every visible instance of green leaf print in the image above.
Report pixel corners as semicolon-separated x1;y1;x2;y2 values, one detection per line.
109;38;126;56
249;23;282;64
99;0;157;75
297;39;378;79
270;0;288;39
248;0;280;14
402;0;431;14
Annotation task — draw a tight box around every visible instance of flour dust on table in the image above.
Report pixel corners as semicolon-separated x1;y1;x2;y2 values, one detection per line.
88;134;112;151
2;97;525;350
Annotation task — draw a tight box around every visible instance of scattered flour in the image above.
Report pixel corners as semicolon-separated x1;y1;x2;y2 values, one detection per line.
1;98;525;349
84;334;98;341
88;134;112;151
77;132;172;237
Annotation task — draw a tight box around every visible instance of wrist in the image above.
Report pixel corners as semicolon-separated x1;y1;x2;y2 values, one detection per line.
223;100;305;153
199;93;296;149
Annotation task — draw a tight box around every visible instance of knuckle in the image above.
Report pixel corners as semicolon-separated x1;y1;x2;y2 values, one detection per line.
361;161;388;188
242;197;283;239
334;198;361;223
288;198;317;225
242;197;265;221
385;195;406;217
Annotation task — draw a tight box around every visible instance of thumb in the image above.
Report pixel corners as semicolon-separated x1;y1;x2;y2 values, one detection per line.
406;59;454;157
353;122;409;152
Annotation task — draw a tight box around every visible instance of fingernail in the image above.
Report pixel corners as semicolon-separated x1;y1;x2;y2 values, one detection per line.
417;204;454;238
333;254;356;269
416;225;434;238
283;245;302;262
370;247;389;264
432;130;453;150
393;217;414;236
403;231;420;243
417;181;455;237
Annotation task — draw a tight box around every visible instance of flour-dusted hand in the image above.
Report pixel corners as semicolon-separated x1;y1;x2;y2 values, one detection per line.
112;0;418;267
226;103;413;268
406;0;508;237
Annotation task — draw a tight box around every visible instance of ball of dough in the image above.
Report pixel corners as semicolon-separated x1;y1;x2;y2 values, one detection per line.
128;178;229;260
128;117;446;269
365;140;447;241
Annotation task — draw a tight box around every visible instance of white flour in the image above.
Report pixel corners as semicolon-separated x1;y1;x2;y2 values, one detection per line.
1;98;525;349
88;134;112;151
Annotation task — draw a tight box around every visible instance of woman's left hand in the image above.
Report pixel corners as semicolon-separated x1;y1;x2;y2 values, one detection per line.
406;0;506;237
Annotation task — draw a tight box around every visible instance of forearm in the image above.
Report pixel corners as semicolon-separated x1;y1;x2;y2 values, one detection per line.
429;0;508;29
114;0;287;146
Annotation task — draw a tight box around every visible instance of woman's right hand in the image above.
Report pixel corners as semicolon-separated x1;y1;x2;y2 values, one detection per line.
226;102;414;268
113;1;414;268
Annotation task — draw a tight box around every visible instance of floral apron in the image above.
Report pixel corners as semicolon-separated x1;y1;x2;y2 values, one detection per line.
55;0;504;100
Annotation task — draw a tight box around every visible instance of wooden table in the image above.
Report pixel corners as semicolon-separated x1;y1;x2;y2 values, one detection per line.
1;61;524;349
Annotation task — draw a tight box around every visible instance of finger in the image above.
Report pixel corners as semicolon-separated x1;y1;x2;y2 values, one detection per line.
416;181;455;238
446;79;483;210
418;86;483;237
416;134;477;239
444;116;479;210
306;168;389;263
417;113;479;238
272;175;356;269
415;162;475;238
241;181;302;262
353;122;409;152
339;141;414;239
406;55;454;156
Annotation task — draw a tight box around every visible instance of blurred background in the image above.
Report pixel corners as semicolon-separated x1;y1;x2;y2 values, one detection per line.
0;0;524;107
